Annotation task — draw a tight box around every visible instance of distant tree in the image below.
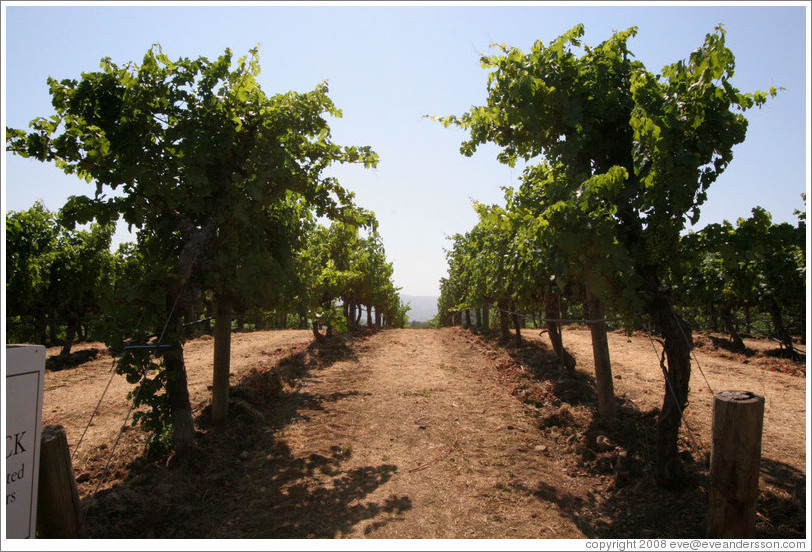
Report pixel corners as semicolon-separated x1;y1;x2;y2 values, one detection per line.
675;226;747;347
48;219;115;355
675;205;805;356
296;219;405;338
6;202;59;345
384;294;411;329
732;207;805;356
6;202;114;354
297;222;359;341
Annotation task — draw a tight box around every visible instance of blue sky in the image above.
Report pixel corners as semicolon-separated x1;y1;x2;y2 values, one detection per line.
3;2;809;297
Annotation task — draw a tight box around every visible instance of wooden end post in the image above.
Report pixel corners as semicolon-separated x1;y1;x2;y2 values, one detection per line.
707;390;765;538
36;425;85;538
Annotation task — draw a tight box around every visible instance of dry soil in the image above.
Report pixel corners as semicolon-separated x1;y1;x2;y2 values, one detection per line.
40;325;807;539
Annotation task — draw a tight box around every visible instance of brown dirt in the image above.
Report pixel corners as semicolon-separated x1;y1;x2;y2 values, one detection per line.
40;325;806;539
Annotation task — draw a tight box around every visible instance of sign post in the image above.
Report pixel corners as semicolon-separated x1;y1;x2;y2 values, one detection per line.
5;345;46;539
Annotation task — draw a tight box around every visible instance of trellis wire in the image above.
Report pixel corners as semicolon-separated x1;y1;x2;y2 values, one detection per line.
83;358;154;525
70;312;147;462
462;304;727;398
68;242;198;462
644;323;707;458
464;303;714;464
70;357;121;463
678;309;805;355
82;247;200;523
671;309;716;397
182;316;214;328
457;304;630;325
737;323;806;355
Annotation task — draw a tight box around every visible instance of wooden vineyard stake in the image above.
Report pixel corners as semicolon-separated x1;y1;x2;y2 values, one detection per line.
707;390;765;538
36;425;85;538
583;268;616;420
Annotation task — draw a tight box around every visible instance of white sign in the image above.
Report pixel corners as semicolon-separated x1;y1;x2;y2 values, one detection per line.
5;345;46;539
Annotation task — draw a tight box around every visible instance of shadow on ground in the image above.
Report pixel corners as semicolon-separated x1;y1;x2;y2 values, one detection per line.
707;334;757;356
79;332;411;538
45;347;102;371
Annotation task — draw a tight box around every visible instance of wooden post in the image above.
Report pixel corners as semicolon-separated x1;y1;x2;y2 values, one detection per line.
498;301;510;341
708;390;765;538
545;292;576;376
212;296;233;424
512;311;522;346
36;425;85;538
584;274;616;419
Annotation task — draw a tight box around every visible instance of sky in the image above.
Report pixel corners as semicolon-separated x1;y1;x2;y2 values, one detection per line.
2;1;810;297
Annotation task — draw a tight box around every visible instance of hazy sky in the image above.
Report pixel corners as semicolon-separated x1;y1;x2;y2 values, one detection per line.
3;1;809;296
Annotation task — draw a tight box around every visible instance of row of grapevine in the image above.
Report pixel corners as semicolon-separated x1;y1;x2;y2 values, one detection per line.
6;45;404;455
6;202;116;354
433;24;795;488
438;201;806;354
672;205;805;356
5;203;408;348
297;220;410;342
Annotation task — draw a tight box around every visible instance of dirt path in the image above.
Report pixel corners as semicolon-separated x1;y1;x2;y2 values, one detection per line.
41;325;805;539
254;328;592;538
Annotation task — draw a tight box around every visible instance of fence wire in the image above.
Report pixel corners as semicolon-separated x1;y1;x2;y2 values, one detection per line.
644;322;709;458
80;247;200;525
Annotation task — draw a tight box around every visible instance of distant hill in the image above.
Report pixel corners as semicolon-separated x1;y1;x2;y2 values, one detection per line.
400;295;439;323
